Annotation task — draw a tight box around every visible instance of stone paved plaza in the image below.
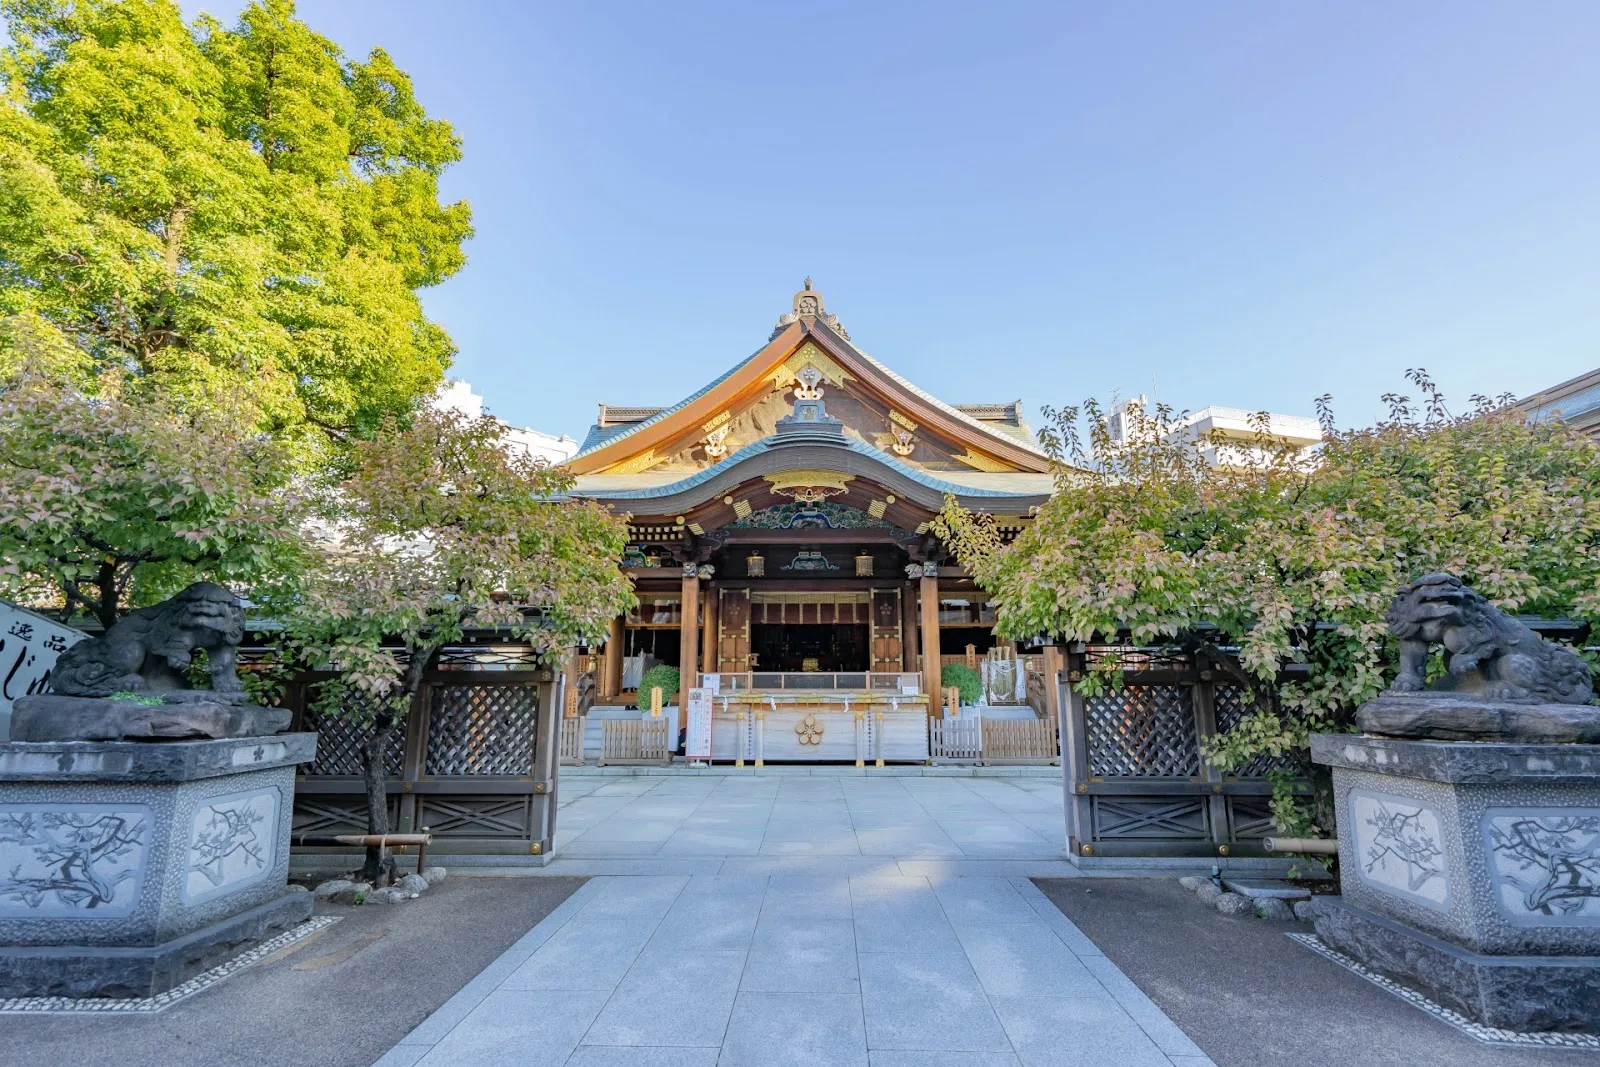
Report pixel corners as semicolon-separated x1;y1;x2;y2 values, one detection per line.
374;872;1214;1067
551;772;1073;869
369;772;1218;1066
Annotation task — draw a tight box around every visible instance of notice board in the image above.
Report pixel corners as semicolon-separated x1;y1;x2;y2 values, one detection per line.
685;687;714;761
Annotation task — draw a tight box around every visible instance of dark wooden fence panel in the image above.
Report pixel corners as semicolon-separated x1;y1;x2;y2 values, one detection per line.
1059;644;1305;859
287;644;562;862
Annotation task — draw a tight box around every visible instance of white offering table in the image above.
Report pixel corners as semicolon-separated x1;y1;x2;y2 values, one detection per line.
707;691;931;765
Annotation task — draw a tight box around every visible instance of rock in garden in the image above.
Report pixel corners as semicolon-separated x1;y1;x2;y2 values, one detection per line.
1195;882;1223;905
330;882;372;906
421;866;447;885
1292;899;1318;922
1255;897;1295;921
374;886;419;904
313;878;355;901
1178;875;1206;891
1215;893;1254;917
396;873;430;895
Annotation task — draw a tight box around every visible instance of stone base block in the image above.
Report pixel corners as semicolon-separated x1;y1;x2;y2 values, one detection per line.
0;888;312;999
11;694;291;742
1356;694;1600;744
1314;896;1600;1033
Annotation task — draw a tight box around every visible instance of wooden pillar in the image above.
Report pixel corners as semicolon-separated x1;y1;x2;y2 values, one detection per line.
562;648;579;715
1040;644;1064;727
602;614;624;699
701;578;718;674
919;567;941;713
901;578;919;673
1055;646;1092;857
679;567;699;728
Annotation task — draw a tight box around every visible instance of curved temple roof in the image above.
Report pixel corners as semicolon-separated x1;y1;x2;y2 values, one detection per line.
573;434;1054;515
566;283;1054;518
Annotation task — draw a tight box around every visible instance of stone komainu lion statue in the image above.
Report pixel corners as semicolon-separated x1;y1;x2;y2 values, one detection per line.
1387;573;1594;705
49;582;248;700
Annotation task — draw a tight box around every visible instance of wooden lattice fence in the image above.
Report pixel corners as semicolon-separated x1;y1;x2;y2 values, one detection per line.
286;642;563;862
1059;643;1303;859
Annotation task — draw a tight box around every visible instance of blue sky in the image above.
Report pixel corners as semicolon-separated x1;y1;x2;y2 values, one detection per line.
190;1;1599;438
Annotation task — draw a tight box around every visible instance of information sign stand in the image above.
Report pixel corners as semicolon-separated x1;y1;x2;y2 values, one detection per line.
685;686;714;765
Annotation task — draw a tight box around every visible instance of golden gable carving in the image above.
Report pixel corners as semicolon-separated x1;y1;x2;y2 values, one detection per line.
954;449;1015;473
770;343;854;392
764;470;855;494
601;449;658;475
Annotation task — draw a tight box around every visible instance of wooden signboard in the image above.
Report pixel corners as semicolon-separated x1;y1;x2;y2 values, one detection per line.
685;687;714;762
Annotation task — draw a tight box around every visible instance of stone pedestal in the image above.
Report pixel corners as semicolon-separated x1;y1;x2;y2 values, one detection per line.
0;733;317;998
1310;733;1600;1032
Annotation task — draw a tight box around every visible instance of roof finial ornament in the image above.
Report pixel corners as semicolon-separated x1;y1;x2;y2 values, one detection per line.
772;277;849;341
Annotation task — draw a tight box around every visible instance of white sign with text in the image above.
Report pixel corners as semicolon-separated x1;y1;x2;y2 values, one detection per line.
0;601;87;741
685;687;714;761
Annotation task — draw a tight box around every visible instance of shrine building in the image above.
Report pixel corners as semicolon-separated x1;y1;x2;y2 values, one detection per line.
564;281;1054;763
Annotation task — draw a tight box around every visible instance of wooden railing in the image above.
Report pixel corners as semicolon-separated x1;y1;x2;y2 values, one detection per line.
929;718;983;762
982;719;1060;763
559;717;585;765
928;716;1060;765
598;717;672;765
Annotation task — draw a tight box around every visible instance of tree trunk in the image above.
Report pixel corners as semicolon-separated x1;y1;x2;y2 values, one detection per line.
359;649;433;883
96;560;119;631
359;712;397;883
164;204;190;274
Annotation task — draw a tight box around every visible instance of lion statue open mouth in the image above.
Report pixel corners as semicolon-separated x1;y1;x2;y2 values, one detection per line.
1386;573;1593;705
48;582;250;702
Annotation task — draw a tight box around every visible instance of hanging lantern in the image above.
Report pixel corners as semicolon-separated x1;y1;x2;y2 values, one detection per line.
746;552;765;577
855;551;875;577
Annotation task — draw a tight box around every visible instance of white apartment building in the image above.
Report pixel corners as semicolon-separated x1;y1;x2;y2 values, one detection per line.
1107;396;1322;468
434;379;580;465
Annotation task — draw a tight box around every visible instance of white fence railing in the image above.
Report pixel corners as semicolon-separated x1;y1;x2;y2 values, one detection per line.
561;706;1058;768
701;672;921;694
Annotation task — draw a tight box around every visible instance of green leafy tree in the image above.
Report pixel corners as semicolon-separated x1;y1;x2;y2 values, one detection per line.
0;0;470;442
0;331;304;628
279;407;634;879
940;372;1600;835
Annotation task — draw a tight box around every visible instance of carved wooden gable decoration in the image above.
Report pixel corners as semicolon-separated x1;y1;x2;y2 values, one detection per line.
568;282;1048;479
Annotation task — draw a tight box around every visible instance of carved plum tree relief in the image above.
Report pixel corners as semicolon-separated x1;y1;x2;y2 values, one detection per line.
1485;809;1600;924
0;805;150;917
1350;790;1451;908
182;788;279;904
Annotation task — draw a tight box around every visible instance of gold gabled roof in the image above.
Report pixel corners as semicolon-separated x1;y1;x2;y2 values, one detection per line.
566;283;1050;477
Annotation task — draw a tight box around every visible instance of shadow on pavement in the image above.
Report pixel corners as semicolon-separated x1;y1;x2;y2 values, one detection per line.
6;875;587;1067
1032;877;1597;1067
